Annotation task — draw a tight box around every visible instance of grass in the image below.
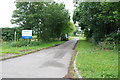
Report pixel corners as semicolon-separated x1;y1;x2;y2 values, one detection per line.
69;35;80;40
75;40;118;78
69;36;76;40
0;40;65;56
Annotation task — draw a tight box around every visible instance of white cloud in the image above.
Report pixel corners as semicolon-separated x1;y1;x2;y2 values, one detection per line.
56;0;75;22
0;0;16;28
65;0;75;22
0;0;74;28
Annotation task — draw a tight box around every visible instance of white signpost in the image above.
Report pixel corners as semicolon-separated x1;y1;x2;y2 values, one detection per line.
22;30;32;39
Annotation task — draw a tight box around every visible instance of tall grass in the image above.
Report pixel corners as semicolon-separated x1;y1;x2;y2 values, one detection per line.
0;41;64;55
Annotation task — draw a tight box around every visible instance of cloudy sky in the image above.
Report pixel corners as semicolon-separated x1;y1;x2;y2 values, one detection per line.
0;0;75;28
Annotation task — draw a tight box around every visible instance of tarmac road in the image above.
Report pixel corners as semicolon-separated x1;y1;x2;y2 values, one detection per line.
0;38;79;78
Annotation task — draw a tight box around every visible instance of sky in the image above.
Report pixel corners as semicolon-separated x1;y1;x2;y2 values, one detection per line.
0;0;75;28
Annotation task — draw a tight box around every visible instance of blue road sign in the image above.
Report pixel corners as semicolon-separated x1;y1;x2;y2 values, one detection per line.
22;36;32;39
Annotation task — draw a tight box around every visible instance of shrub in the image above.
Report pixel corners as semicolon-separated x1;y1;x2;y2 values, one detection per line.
99;41;116;50
11;41;30;47
10;41;43;47
29;41;42;46
99;36;117;50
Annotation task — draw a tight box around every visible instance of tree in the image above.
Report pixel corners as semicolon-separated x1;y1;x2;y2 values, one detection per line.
73;2;120;44
62;22;76;35
1;27;15;41
11;2;75;42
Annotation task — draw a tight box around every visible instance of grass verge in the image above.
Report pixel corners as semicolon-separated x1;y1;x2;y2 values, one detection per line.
75;40;118;78
0;41;65;56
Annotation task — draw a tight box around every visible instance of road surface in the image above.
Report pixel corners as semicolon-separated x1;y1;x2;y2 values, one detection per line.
0;38;79;78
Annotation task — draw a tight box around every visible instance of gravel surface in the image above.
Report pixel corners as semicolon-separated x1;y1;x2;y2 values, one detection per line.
0;38;79;78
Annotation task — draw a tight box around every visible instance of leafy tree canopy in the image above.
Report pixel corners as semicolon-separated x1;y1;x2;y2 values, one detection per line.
73;2;120;44
11;2;75;41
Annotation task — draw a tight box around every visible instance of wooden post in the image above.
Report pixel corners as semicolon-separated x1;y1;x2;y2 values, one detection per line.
14;31;16;42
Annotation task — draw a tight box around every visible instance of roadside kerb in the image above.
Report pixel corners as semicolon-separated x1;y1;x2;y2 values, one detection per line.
63;39;82;79
74;51;82;78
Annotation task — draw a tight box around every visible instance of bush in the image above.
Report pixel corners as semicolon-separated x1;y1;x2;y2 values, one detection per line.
98;32;120;50
11;41;30;47
29;41;42;46
99;41;116;50
99;36;117;50
10;41;42;47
